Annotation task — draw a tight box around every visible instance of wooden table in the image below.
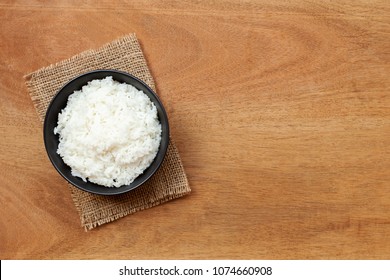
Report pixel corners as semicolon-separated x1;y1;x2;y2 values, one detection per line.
1;0;389;259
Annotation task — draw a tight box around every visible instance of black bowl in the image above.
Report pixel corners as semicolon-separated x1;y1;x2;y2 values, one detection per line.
44;70;169;195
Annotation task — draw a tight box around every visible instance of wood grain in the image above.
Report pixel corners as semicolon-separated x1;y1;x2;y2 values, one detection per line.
0;0;389;259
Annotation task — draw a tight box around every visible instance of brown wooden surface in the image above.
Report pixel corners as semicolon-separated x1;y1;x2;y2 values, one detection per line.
0;0;389;259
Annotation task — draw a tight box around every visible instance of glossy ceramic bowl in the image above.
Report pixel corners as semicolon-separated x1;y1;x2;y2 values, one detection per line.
43;70;169;195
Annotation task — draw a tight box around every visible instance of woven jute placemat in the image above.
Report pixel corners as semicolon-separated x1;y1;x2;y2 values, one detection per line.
24;34;190;230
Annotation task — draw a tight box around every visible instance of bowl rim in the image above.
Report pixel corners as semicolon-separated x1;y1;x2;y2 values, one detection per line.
43;69;170;195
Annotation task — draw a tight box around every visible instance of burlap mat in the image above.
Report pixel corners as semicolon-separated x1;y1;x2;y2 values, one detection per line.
24;34;190;230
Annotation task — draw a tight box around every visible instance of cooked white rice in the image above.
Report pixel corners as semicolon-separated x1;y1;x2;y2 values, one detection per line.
54;76;162;187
